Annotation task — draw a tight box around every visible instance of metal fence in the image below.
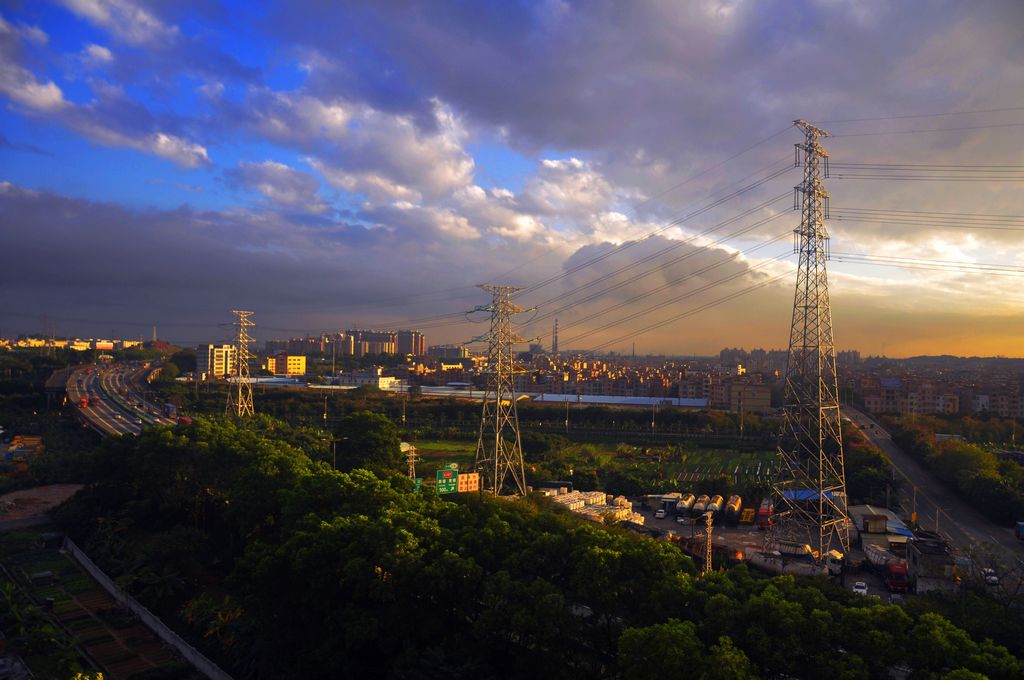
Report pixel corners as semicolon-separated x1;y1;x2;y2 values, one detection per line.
62;537;234;680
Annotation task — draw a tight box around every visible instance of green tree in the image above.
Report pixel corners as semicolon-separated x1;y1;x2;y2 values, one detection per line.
159;361;180;381
618;619;705;679
334;410;402;473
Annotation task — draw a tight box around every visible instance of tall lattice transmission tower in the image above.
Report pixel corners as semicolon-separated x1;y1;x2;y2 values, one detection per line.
473;285;529;496
771;120;850;559
226;309;255;418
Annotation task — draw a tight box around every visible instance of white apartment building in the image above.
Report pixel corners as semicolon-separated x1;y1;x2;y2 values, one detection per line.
197;344;236;379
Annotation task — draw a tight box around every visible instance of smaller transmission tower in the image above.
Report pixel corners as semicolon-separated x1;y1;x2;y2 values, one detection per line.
702;511;714;575
771;120;849;559
474;285;529;496
401;443;419;480
226;310;255;418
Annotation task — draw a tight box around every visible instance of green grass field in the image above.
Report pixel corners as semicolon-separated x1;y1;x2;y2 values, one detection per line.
668;449;775;483
410;440;476;478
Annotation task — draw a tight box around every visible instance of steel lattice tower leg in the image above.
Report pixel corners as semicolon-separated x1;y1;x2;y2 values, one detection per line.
474;285;528;496
226;309;255;418
771;120;850;558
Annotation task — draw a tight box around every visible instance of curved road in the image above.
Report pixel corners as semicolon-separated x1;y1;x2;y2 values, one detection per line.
66;362;176;436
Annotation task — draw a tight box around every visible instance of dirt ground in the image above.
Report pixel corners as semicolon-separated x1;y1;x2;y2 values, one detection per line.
0;484;84;521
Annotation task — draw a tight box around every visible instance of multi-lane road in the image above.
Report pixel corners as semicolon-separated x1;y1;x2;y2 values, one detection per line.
67;362;177;436
845;407;1023;569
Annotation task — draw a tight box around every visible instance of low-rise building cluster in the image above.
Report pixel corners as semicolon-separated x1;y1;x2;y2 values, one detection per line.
533;487;645;524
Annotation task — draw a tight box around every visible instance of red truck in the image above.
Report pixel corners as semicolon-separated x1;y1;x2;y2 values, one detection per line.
884;561;910;593
78;396;89;408
756;498;774;529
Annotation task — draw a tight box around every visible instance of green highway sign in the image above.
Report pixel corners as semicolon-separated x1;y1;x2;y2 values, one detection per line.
413;478;423;493
436;466;459;494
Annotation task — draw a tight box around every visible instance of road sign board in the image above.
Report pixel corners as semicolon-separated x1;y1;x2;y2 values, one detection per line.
436;468;459;494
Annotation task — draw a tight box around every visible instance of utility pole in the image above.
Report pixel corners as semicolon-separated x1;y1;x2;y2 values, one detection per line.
771;120;850;559
473;285;529;496
225;310;255;418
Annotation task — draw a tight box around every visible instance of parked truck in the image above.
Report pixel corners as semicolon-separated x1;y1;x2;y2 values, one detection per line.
691;494;710;517
756;498;774;530
864;544;910;593
724;495;743;525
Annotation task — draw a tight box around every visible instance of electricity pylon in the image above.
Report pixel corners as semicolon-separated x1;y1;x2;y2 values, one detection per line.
226;309;255;418
473;285;529;496
771;120;850;559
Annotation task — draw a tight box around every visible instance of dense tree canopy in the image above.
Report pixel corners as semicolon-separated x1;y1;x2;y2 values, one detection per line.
50;415;1023;679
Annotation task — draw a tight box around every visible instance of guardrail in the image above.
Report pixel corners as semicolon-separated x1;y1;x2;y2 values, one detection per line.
61;537;235;680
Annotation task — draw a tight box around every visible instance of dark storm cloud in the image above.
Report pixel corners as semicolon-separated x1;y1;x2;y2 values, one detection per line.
262;1;998;157
0;184;552;341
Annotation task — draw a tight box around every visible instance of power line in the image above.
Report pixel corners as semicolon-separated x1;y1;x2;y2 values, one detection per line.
488;126;794;282
558;253;792;348
521;195;789;317
832;253;1024;276
581;269;794;353
830;122;1024;138
527;226;791;332
516;162;794;297
818;105;1024;124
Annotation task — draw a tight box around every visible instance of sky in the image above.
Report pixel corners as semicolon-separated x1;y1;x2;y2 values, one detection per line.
1;0;1023;357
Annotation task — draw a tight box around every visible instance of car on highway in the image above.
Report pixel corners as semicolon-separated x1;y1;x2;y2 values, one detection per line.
654;508;666;519
981;568;1000;586
852;582;869;596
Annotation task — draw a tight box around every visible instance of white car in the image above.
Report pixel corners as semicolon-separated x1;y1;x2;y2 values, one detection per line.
852;581;869;596
981;568;1000;586
654;508;666;519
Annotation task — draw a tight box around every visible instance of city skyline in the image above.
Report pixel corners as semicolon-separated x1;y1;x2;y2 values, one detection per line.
2;1;1023;357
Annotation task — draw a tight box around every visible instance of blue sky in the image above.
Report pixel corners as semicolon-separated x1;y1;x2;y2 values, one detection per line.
1;0;1023;355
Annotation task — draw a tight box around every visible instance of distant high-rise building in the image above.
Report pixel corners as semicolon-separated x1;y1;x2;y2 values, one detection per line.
396;330;426;356
428;344;471;359
197;344;236;379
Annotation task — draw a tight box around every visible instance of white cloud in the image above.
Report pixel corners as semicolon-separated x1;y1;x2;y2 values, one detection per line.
59;0;178;46
227;160;328;213
148;133;210;168
81;43;113;67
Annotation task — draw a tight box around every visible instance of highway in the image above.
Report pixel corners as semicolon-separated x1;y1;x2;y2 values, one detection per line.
66;362;177;437
844;407;1023;570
